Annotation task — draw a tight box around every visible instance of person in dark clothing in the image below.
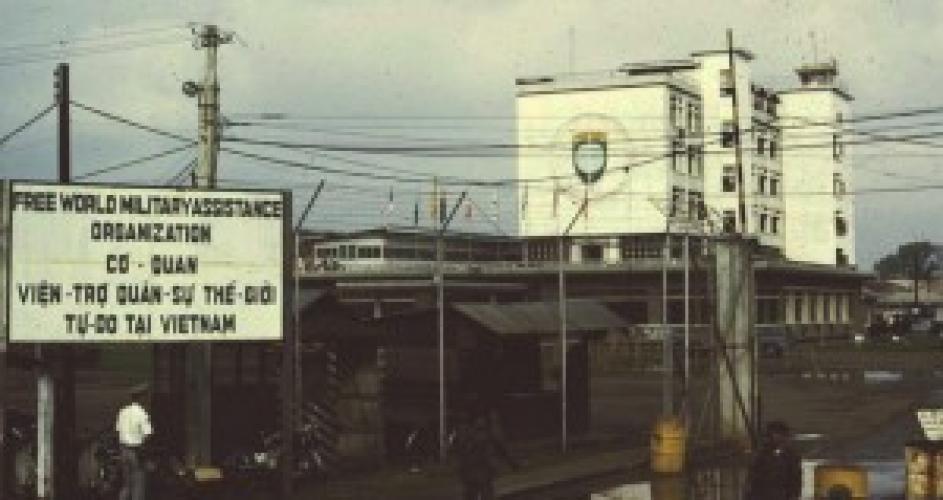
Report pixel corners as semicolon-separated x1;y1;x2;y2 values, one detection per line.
453;410;518;500
745;421;802;500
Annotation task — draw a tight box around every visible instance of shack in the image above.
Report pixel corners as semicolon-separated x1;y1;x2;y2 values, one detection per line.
381;300;628;456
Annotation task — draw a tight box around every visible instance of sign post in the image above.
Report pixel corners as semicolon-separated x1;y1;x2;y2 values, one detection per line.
7;182;287;344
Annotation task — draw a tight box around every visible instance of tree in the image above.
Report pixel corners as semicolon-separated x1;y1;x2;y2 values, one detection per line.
873;241;941;282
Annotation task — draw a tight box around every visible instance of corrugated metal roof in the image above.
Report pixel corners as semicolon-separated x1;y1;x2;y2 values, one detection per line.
453;300;628;335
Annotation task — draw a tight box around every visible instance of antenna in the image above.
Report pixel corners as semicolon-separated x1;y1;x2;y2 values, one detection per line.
809;30;818;64
568;25;575;74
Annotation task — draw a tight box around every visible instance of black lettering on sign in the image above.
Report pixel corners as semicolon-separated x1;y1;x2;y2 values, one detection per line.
106;254;130;274
244;283;277;305
58;193;116;214
124;314;152;334
64;313;117;336
203;284;236;305
151;255;198;275
116;283;162;305
17;281;62;307
71;283;108;306
171;285;195;307
160;314;236;334
12;191;56;212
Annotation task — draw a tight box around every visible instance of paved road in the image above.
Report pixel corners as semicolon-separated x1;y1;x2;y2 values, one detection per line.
513;378;941;499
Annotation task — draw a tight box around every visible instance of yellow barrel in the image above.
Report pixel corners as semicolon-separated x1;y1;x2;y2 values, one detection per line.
814;464;869;499
934;448;943;497
650;416;686;474
906;444;933;498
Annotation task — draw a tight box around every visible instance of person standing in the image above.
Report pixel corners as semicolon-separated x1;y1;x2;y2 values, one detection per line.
115;385;153;500
745;420;802;500
453;409;518;500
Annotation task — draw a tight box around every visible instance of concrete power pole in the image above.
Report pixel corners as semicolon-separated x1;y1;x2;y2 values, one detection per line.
183;24;231;470
713;238;756;446
559;198;587;452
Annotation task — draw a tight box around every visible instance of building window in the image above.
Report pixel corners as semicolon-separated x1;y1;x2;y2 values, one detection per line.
357;246;381;259
720;68;733;96
671;187;684;217
757;175;767;195
722;165;737;192
722;121;736;148
769;177;779;196
836;248;849;266
757;136;766;155
794;295;804;324
722;210;736;233
767;99;778;117
769;139;778;159
582;244;603;262
672;139;684;172
759;213;768;233
669;96;678;126
833;173;846;196
757;298;781;325
835;215;848;236
687;145;699;176
771;216;780;234
823;295;831;323
688;191;703;220
833;134;844;161
809;295;818;322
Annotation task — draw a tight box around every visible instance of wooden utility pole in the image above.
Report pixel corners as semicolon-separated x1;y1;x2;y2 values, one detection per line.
36;62;74;500
53;62;77;500
293;181;325;430
0;182;9;499
437;190;466;461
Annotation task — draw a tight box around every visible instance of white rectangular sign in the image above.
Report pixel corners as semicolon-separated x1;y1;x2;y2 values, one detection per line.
917;409;943;441
8;182;287;342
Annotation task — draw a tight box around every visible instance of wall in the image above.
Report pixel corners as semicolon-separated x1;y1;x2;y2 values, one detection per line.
516;82;676;237
779;89;855;265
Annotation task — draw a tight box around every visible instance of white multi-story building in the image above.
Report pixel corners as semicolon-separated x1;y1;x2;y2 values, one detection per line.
779;62;855;266
516;49;854;267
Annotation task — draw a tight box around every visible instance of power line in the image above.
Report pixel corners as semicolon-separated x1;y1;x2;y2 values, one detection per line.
166;157;198;185
66;100;943;195
0;24;182;53
74;143;194;180
69;100;195;143
0;103;56;148
228;103;943;125
0;37;183;67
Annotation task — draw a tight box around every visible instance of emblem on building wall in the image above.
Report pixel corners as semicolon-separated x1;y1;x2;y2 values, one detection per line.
572;131;607;185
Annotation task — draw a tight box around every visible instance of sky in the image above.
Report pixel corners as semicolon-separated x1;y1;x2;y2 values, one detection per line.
1;0;941;269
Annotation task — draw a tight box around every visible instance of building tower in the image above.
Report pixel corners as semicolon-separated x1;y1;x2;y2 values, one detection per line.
778;60;855;266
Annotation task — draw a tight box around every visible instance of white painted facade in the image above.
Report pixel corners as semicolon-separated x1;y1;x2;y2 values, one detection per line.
516;70;704;240
515;51;854;267
778;63;855;266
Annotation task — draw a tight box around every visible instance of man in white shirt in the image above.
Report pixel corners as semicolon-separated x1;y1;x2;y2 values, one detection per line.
115;385;153;500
